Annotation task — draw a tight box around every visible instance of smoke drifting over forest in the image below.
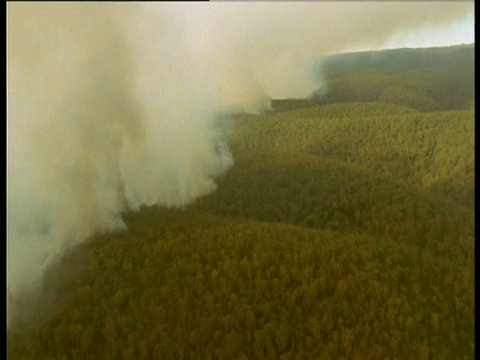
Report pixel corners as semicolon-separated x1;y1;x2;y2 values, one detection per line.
7;2;473;320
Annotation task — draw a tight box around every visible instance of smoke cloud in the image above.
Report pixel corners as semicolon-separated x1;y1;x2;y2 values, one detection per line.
7;2;473;320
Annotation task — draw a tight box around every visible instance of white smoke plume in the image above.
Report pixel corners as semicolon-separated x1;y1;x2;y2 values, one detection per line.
7;2;473;317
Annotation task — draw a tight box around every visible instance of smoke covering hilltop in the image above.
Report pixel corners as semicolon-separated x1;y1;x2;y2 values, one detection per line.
7;2;473;322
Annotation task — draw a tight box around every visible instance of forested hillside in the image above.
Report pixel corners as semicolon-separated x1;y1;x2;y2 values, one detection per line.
8;44;475;359
312;44;474;112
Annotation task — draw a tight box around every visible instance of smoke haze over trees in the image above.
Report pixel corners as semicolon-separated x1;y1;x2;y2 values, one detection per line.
6;1;474;327
7;20;474;360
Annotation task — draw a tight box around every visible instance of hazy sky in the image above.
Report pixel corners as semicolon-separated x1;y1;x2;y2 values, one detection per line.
365;11;474;52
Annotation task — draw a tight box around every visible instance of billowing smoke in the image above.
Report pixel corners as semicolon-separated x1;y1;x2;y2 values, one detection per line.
7;2;473;320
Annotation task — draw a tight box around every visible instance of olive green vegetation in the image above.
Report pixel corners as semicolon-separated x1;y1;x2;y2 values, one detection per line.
312;44;474;112
228;104;474;210
8;44;474;359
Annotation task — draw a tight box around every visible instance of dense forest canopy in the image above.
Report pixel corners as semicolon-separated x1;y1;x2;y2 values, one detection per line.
311;44;474;112
8;44;474;359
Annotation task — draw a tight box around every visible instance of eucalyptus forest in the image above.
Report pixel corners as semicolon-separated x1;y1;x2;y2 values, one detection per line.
8;44;474;359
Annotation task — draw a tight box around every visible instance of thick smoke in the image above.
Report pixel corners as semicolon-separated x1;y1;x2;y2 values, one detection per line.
7;2;473;321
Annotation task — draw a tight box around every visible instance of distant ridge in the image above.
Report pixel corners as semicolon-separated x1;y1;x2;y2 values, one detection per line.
308;43;475;112
325;42;474;59
269;44;474;114
319;43;474;72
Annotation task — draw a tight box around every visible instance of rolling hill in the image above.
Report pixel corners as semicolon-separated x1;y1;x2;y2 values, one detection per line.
312;44;474;112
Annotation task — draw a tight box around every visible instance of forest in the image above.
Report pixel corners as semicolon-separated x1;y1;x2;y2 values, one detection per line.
7;44;474;359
